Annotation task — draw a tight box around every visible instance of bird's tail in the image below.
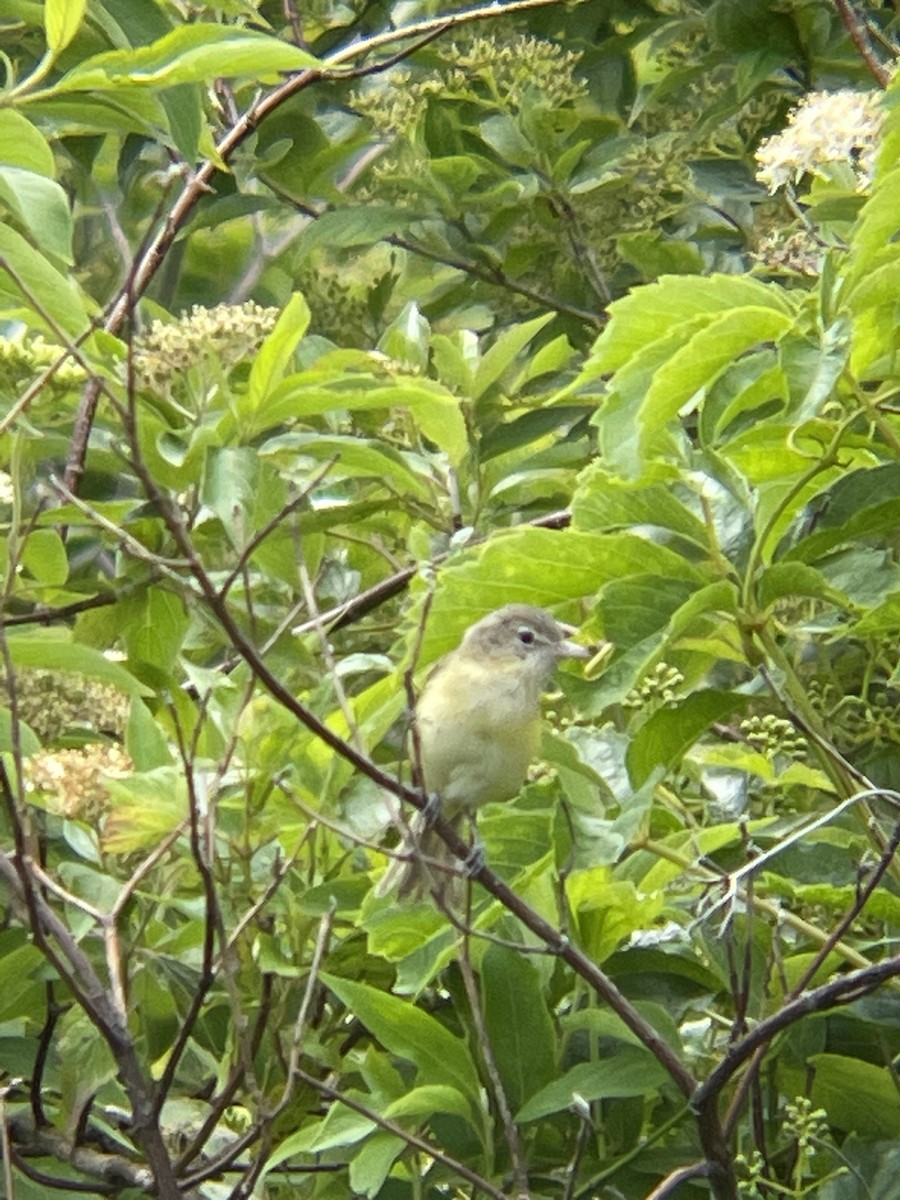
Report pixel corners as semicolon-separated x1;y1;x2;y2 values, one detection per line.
375;815;462;900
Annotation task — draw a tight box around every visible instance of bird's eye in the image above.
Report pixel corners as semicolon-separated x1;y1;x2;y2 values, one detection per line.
517;626;536;646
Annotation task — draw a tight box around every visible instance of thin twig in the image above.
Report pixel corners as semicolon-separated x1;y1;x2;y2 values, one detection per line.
457;941;531;1199
833;0;891;86
295;1067;510;1200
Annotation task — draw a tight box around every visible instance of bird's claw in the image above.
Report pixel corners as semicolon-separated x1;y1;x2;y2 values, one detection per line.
462;838;485;877
422;792;442;826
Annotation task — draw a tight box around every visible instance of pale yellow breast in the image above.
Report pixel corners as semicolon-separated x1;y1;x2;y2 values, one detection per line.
415;656;543;815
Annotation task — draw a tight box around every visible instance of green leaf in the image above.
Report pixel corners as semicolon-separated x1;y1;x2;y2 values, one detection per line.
779;321;850;421
5;634;150;697
851;592;900;635
641;307;794;438
0;709;41;756
260;375;467;465
19;528;68;586
481;946;557;1111
121;588;189;673
349;1131;405;1199
247;292;311;412
0;112;55;175
0;224;89;337
756;562;849;612
479;113;534;167
102;769;187;854
572;463;708;544
568;870;665;963
320;973;483;1116
810;1054;900;1138
600;576;697;650
126;699;173;771
52;24;319;92
45;0;86;54
261;433;432;501
418;528;703;663
384;1085;473;1122
617;231;703;277
0;166;73;261
161;83;204;164
378;301;430;373
589;274;793;375
294;206;416;259
472;313;554;400
201;446;265;544
517;1050;670;1121
0;935;45;1023
626;690;752;789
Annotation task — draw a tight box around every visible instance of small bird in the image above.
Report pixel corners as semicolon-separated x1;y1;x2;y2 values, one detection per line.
378;604;589;899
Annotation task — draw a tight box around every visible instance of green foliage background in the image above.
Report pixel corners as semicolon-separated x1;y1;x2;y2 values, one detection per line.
2;1;900;1198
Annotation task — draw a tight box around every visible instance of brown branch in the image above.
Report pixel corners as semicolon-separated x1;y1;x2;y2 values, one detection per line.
288;508;572;638
833;0;891;86
385;232;606;329
119;424;696;1100
6;1113;152;1193
0;844;180;1199
723;811;900;1139
695;953;900;1111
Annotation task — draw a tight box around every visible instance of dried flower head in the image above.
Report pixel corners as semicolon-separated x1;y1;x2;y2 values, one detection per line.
755;89;884;194
26;743;133;819
4;669;130;743
753;227;824;277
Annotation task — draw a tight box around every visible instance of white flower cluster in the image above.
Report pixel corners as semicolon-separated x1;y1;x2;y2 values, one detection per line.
755;89;884;194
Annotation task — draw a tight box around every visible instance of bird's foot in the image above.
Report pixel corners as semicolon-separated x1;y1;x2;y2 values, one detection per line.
462;835;485;877
422;791;442;826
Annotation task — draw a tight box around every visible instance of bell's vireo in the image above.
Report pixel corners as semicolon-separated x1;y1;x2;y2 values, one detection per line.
379;603;589;898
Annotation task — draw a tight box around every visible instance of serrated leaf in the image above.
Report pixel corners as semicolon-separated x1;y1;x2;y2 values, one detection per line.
589;274;793;374
756;562;849;612
572;464;708;544
416;528;703;663
641;307;794;440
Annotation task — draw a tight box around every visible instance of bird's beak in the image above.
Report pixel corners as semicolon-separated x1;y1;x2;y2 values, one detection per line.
558;637;591;660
